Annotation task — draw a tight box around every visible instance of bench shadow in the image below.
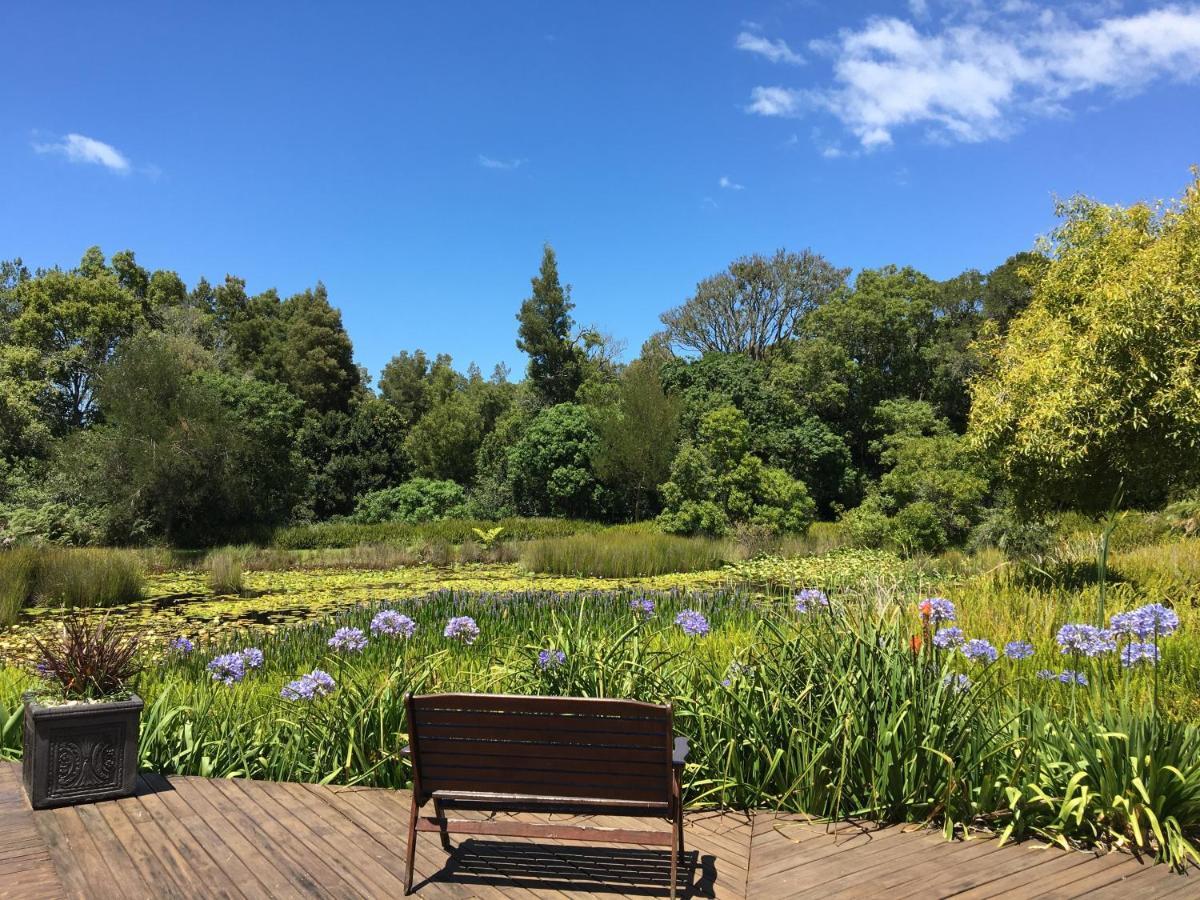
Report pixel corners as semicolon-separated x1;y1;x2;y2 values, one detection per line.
418;839;715;897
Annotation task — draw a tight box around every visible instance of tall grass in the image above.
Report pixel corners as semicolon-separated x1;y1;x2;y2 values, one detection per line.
204;548;246;595
521;532;730;577
0;547;144;625
273;517;600;550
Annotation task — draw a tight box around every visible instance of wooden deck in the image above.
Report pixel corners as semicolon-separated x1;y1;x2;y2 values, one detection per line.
0;762;1194;899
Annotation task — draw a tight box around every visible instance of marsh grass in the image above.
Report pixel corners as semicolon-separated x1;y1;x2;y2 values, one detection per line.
0;547;144;624
521;531;730;577
273;517;600;550
204;548;246;595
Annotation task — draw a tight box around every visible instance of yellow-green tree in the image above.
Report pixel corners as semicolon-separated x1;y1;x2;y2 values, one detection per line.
969;174;1200;511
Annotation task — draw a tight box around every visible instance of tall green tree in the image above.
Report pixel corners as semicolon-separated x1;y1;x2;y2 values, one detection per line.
516;245;585;405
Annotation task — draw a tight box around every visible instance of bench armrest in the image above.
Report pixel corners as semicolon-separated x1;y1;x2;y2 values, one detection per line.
673;736;689;767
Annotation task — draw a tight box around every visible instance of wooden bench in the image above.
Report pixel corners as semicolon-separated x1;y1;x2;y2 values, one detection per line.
401;692;690;897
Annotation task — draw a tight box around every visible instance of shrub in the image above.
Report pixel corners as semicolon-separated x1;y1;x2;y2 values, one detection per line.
205;548;246;595
521;532;728;577
351;478;469;524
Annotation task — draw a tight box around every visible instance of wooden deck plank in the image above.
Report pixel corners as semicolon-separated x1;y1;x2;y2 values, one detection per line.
0;762;1194;899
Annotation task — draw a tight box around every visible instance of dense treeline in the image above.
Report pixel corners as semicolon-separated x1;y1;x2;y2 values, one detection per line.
3;175;1200;549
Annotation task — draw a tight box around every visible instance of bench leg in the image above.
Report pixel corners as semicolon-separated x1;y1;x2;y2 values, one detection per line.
432;799;452;851
404;793;420;895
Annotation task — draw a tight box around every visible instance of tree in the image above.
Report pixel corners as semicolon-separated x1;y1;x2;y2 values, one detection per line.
404;393;485;483
516;245;585;405
507;403;606;518
590;354;682;520
658;405;815;536
66;332;304;544
1;250;144;431
279;284;359;413
970;176;1200;511
659;249;848;359
351;478;468;524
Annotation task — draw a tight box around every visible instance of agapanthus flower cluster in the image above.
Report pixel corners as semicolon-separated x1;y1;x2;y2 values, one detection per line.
794;589;829;614
328;627;368;653
630;598;655;618
1110;604;1180;640
1055;624;1116;658
1058;670;1088;686
169;636;194;654
961;639;998;664
444;616;481;644
537;649;566;670
207;653;246;685
942;673;970;693
1003;640;1035;661
919;597;956;624
1120;642;1160;668
281;669;336;701
675;609;710;637
932;626;965;650
370;610;417;638
241;647;264;669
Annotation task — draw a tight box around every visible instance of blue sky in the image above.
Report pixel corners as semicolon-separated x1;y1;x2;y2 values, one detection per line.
4;1;1200;382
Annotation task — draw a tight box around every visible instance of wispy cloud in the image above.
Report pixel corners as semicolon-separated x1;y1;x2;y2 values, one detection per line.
745;5;1200;149
477;154;526;170
736;31;805;65
718;176;745;190
32;133;131;173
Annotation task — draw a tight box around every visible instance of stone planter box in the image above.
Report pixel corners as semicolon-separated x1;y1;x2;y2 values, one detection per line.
22;691;143;809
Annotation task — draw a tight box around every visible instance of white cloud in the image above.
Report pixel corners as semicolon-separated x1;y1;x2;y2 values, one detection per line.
736;31;805;65
746;85;804;116
32;133;131;173
908;0;929;17
746;5;1200;148
718;176;745;190
477;154;526;170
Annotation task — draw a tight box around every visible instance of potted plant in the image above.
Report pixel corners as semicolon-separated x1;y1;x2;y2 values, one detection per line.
22;613;143;809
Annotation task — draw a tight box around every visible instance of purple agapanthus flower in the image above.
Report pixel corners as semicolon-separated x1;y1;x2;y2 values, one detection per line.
328;627;367;653
207;653;246;685
1004;640;1035;660
942;673;970;693
1112;604;1180;640
281;669;337;701
444;616;481;644
1036;669;1056;680
630;598;655;618
794;589;829;614
1055;624;1116;657
241;647;264;669
371;610;417;638
1058;669;1088;686
169;636;194;654
537;649;566;670
932;626;965;650
675;609;710;637
919;597;957;624
962;639;998;664
1120;642;1160;668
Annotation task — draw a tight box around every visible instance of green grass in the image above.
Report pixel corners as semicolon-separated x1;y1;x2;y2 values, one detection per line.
272;517;601;549
521;531;730;577
0;547;144;626
204;548;246;595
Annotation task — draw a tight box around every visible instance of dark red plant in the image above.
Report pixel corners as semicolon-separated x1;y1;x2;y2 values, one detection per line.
28;613;142;701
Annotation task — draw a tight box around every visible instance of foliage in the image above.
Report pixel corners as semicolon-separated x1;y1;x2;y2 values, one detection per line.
204;548;245;595
516;245;586;406
520;531;728;577
970;175;1200;512
28;613;141;702
658;406;815;536
659;248;849;359
351;478;469;524
589;353;682;520
271;516;599;549
507;402;608;519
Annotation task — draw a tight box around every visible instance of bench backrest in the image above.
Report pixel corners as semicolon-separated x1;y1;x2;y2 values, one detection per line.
406;693;675;808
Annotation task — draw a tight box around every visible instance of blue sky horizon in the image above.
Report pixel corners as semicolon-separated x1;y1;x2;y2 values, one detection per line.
4;1;1200;383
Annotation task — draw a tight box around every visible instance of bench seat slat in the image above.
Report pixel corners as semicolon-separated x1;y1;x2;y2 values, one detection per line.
420;764;668;792
415;723;667;748
414;708;669;736
418;751;668;778
422;776;668;803
414;816;674;846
